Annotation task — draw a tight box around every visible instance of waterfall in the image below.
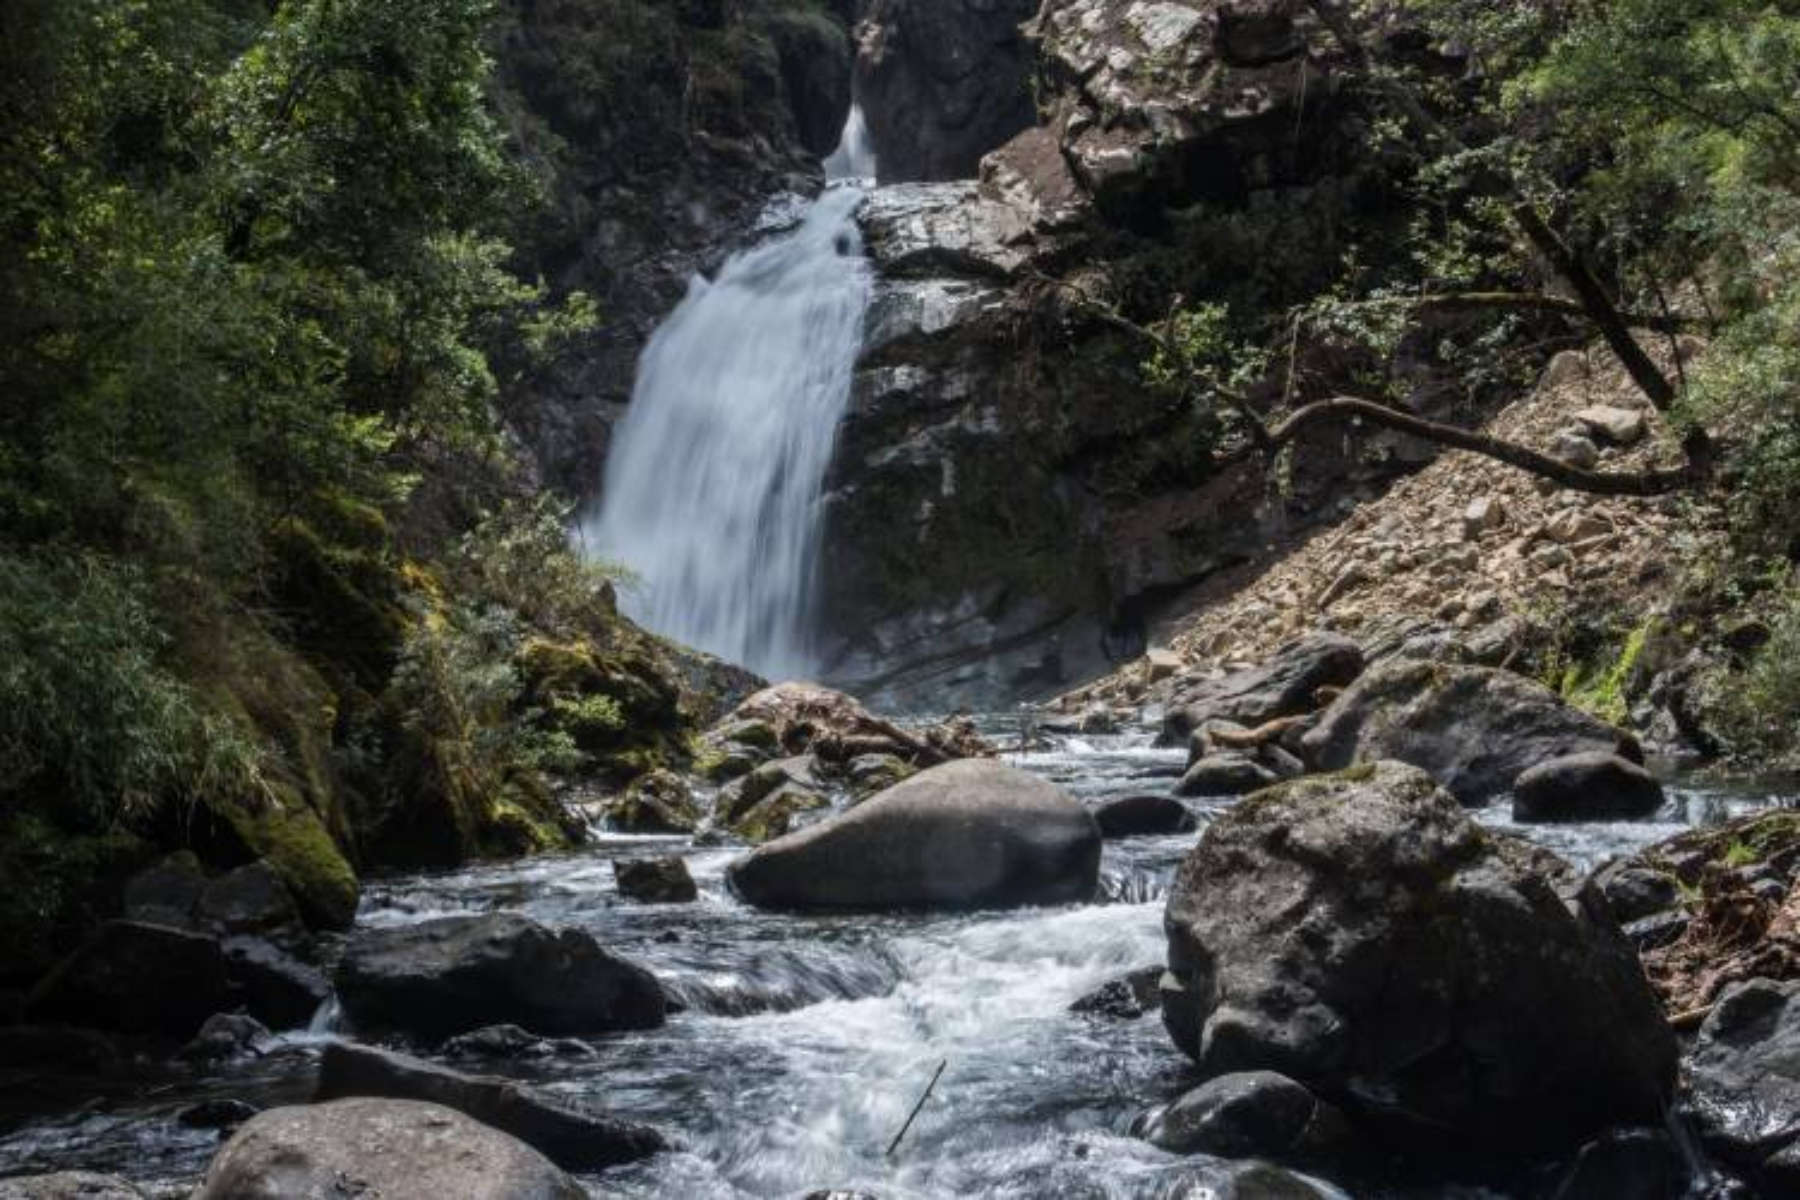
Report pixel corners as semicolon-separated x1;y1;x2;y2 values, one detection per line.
581;111;877;679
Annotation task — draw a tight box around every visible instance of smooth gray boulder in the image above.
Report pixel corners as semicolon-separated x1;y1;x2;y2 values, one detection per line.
1299;660;1641;804
1144;1071;1351;1166
1685;977;1800;1191
1163;633;1365;746
1512;751;1665;822
335;912;665;1039
1161;762;1676;1159
727;759;1100;911
193;1098;585;1200
316;1042;663;1170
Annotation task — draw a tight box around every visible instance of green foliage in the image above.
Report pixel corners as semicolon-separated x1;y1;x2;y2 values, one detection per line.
1704;589;1800;764
0;553;269;828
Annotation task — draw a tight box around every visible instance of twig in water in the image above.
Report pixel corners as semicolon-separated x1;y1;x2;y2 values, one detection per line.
885;1059;947;1158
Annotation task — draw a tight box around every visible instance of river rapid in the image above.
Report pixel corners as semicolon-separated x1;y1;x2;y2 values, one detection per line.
0;728;1788;1198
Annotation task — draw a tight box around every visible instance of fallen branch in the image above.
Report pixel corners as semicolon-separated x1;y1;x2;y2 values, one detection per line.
886;1059;948;1159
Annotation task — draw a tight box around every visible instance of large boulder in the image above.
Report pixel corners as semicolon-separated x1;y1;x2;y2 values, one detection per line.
24;920;230;1037
1160;762;1676;1159
316;1041;664;1170
727;759;1100;911
1511;751;1666;823
335;913;665;1039
1685;977;1800;1191
193;1098;585;1200
1299;660;1641;805
1163;633;1365;746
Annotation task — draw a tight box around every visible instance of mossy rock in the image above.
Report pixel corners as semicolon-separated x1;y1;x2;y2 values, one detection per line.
605;769;701;835
727;782;828;845
0;809;157;988
267;514;407;693
217;794;360;931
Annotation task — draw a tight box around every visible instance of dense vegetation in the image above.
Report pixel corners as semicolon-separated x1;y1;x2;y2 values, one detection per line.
0;0;725;984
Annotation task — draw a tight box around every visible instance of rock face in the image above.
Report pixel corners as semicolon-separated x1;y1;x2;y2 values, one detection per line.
335;913;665;1039
1512;751;1666;823
854;0;1040;183
25;920;231;1036
1685;977;1800;1190
1160;762;1676;1158
194;1098;586;1200
316;1042;664;1170
1299;660;1641;804
728;759;1101;910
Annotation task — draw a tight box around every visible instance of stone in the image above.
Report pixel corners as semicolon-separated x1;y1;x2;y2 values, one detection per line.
316;1041;663;1171
1176;752;1281;797
1299;660;1641;805
605;768;700;834
223;936;332;1030
440;1024;594;1061
335;912;666;1039
178;1098;260;1131
1094;793;1198;838
1553;431;1601;470
179;1013;274;1063
1145;1071;1351;1166
1591;861;1681;925
1461;495;1506;539
727;759;1100;911
1512;752;1666;823
1163;633;1365;745
25;920;230;1037
197;861;303;935
1071;966;1162;1019
1575;405;1648;445
845;753;915;799
1546;508;1612;544
0;1175;144;1199
193;1098;586;1200
1144;648;1183;681
1685;977;1800;1187
613;856;698;904
1161;762;1677;1159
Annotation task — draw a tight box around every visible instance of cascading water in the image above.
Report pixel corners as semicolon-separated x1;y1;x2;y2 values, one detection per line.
579;110;878;679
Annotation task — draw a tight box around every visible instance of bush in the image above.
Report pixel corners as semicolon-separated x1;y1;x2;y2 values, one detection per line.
1704;589;1800;765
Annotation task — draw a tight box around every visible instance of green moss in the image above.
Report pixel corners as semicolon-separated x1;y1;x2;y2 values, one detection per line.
223;793;360;929
1562;617;1654;726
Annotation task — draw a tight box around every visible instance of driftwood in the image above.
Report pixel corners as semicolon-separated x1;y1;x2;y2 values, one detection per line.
886;1059;947;1158
1207;714;1312;750
1645;864;1800;1017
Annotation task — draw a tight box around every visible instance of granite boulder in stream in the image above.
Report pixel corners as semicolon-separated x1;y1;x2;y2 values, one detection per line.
335;912;665;1039
727;758;1101;910
1160;761;1676;1159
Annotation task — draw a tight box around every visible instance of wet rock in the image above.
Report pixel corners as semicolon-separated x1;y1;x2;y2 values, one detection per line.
440;1024;594;1061
1176;752;1281;798
177;1099;260;1132
613;856;698;904
1071;966;1163;1019
845;752;915;799
194;1097;586;1199
604;769;700;835
316;1042;664;1170
25;920;230;1037
855;0;1039;183
0;1174;144;1199
121;858;205;929
1299;660;1641;804
335;912;666;1039
197;862;303;935
1622;910;1689;954
1685;977;1800;1188
1513;752;1666;823
222;936;331;1030
728;758;1100;911
179;1013;274;1064
1161;762;1676;1159
1163;633;1365;746
1094;793;1198;838
1543;1126;1679;1200
1145;1071;1351;1166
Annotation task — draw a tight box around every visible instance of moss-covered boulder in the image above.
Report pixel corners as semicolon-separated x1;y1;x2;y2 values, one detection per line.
603;770;701;835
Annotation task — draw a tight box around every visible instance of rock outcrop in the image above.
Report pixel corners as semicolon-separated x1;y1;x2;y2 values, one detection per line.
194;1098;586;1200
1299;660;1642;804
1160;762;1676;1159
854;0;1040;183
335;913;665;1039
728;758;1100;910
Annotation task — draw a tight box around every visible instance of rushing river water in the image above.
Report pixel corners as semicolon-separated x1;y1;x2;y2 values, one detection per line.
0;728;1789;1197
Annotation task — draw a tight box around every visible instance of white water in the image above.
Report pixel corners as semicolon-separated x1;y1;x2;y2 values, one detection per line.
581;112;877;678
